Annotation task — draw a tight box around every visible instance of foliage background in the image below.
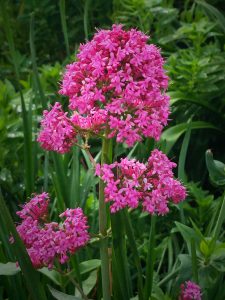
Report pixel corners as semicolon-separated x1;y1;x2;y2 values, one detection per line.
0;0;225;299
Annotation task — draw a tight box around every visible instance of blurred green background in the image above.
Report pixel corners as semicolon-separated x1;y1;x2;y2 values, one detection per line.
0;1;225;299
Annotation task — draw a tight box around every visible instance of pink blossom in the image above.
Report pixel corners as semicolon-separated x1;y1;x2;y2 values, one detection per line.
71;109;107;133
14;193;89;269
59;25;170;146
16;192;49;220
96;149;186;214
179;281;202;300
37;102;76;153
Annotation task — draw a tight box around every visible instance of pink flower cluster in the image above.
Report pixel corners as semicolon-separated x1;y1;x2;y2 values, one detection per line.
38;24;168;151
179;281;202;300
96;149;186;214
14;193;89;269
37;102;76;154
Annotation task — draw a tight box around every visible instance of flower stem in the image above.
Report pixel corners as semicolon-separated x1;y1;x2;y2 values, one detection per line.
67;274;88;300
144;215;156;300
99;136;111;300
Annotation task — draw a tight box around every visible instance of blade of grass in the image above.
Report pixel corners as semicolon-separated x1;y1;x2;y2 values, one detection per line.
59;0;70;56
83;0;91;40
178;121;191;223
52;153;70;207
70;146;81;207
123;209;144;300
191;239;199;284
30;13;46;108
213;193;225;241
111;212;132;299
30;15;70;210
0;189;47;300
144;215;156;300
1;1;34;196
30;13;50;196
158;268;180;287
178;121;191;184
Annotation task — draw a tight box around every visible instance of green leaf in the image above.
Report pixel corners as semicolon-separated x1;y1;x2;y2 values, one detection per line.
39;268;61;286
178;254;192;282
178;122;191;183
196;0;225;33
0;262;20;276
75;270;97;297
205;150;225;187
79;259;101;275
200;240;210;257
48;285;82;300
175;222;201;253
161;121;218;154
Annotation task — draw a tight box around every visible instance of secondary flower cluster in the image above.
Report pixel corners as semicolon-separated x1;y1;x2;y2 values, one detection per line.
96;149;186;214
179;281;202;300
14;193;89;269
38;24;170;152
37;102;76;154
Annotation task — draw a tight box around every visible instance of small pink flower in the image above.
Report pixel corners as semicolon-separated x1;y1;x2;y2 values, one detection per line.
16;192;49;220
37;102;76;153
96;149;186;214
14;193;89;269
179;281;202;300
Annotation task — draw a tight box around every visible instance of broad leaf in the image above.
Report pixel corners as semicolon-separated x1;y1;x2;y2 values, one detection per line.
0;262;20;276
79;259;101;275
205;150;225;186
48;285;82;300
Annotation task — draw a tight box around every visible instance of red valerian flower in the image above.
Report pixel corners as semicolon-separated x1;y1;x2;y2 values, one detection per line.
96;149;186;214
13;193;89;269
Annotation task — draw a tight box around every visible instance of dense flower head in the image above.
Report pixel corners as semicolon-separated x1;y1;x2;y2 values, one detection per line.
59;24;170;146
71;108;107;133
95;149;186;214
179;281;202;300
16;192;49;220
37;102;76;153
14;193;89;269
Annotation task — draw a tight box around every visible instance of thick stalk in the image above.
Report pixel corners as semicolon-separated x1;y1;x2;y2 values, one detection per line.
99;137;111;300
111;211;132;299
144;215;156;300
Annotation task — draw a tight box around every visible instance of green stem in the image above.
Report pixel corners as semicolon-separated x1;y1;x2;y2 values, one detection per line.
144;215;156;300
99;137;111;300
123;210;144;300
67;274;88;300
111;212;132;299
213;193;225;241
